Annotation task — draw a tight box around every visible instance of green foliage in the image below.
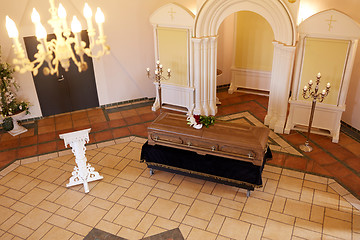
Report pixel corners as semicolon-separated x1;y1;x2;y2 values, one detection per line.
0;47;30;119
199;115;215;128
2;117;14;131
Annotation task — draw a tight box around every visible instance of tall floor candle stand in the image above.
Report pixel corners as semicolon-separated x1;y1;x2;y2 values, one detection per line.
59;128;103;193
146;60;171;111
300;73;331;152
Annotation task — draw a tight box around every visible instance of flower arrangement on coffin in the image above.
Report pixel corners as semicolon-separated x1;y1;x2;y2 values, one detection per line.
187;114;215;129
0;49;30;134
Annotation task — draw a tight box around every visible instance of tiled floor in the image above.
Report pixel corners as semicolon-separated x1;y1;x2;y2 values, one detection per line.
0;90;360;238
0;136;359;240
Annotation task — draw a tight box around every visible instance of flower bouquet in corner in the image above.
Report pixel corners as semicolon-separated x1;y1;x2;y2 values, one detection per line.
187;112;215;129
0;48;30;131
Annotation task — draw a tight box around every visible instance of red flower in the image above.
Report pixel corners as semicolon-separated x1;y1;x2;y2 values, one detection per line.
193;115;201;124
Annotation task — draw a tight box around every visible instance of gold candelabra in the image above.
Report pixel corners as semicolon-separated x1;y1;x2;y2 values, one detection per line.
146;60;171;109
300;73;331;152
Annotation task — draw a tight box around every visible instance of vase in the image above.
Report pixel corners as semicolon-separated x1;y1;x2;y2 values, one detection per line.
8;111;28;136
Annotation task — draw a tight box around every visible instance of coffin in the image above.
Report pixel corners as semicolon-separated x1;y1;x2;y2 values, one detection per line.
147;112;270;166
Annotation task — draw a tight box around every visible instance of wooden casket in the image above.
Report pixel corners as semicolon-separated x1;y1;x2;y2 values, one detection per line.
141;112;272;194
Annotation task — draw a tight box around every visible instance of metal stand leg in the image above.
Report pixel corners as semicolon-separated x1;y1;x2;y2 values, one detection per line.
246;190;251;198
149;168;154;176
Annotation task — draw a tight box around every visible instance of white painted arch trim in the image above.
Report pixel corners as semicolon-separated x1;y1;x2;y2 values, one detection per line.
194;0;296;46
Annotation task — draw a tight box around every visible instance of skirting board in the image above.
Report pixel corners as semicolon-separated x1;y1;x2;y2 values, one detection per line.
229;68;271;94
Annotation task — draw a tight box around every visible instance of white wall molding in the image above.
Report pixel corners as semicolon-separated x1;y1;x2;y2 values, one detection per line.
229;68;272;93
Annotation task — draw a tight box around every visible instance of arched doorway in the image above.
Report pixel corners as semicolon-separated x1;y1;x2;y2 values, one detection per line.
192;0;297;133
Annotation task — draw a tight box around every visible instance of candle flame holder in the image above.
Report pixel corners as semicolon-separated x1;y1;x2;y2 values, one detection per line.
146;60;171;110
300;73;331;152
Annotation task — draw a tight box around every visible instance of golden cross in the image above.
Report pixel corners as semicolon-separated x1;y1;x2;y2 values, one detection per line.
326;15;336;31
168;8;176;20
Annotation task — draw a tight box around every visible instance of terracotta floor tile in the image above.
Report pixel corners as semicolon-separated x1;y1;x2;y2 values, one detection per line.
55;121;73;131
73;119;91;129
306;151;337;166
87;108;104;117
37;117;55;127
323;162;353;179
38;125;56;135
344;142;360;156
90;122;110;132
0;149;17;168
71;111;88;120
94;130;113;142
128;124;147;137
310;162;331;177
19;128;35;138
108;112;123;121
124;116;143;125
56;140;67;151
283;155;307;171
37;141;57;155
343;157;360;173
112;127;131;139
89;115;107;124
0;138;20;151
135;106;154;115
338;133;358;147
17;145;38;159
55;114;72;124
38;132;57;143
19;136;38;147
139;112;158;122
339;173;360;197
326;145;356;160
121;109;139;118
266;152;285;167
109;119;127;128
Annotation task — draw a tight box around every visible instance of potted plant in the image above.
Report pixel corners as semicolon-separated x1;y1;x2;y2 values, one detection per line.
0;48;30;135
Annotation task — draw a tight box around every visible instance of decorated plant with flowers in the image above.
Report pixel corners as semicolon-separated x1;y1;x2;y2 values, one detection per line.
0;49;30;129
187;113;215;129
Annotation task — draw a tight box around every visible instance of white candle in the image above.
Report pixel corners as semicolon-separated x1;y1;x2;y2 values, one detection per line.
71;16;82;45
58;3;68;30
159;64;163;69
146;68;150;72
309;80;313;85
156;60;160;65
327;82;331;88
167;68;171;73
317;72;321;78
322;89;326;95
303;85;307;91
83;3;94;31
95;8;105;37
155;70;158;75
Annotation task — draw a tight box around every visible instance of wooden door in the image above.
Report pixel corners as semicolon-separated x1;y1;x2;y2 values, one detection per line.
24;31;99;117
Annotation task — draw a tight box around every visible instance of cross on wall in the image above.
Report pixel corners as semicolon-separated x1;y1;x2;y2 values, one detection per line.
168;8;176;20
326;15;336;31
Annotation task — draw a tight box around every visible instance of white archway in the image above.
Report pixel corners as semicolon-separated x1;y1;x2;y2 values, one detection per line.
192;0;297;133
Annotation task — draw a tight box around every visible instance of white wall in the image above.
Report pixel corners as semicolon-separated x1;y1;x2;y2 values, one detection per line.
0;0;197;120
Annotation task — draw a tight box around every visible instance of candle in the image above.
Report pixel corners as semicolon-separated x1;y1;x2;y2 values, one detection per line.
83;3;94;31
36;23;47;40
327;82;331;88
5;16;21;52
159;64;163;69
155;70;158;75
58;3;68;30
95;8;105;37
167;68;171;73
317;72;321;78
156;60;160;65
146;68;150;72
322;89;326;95
71;16;82;45
309;80;313;85
31;8;41;25
303;86;307;91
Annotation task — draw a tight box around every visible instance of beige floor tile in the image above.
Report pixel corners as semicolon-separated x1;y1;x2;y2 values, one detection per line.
278;175;303;193
354;213;360;233
175;180;203;198
75;205;107;227
117;196;141;208
271;195;286;212
73;195;95;212
137;195;157;212
91;197;115;210
187;228;217;240
136;213;157;233
295;218;323;233
19;187;51;206
243;197;271;217
27;222;53;240
37;167;66;182
0;212;24;231
136;176;158;187
262;171;281;181
0;195;17;208
182;215;208;230
310;205;325;224
18;207;52;230
89;181;117;199
123;182;152;201
98;154;123;168
4;173;33;190
284;199;311;219
117;227;144;240
170;193;194;205
263;219;293;240
215;205;241;219
171;204;190;223
219;217;251;240
263;178;278;194
197;192;221;205
37;181;58;192
45;186;67;202
207;214;225;234
112;177;133;188
3;188;25;200
153;217;179;230
108;186;127;202
300;187;314;203
276;188;301;200
96;220;122;235
325;207;352;222
150;188;173;199
119;166;144;182
55;189;86;208
55;206;80;220
220;198;244;210
66;221;93;236
246;225;264;240
10;201;34;214
155;181;178;193
114;206;145;229
21;178;41;193
149;198;178;219
293;226;322;240
188;199;217;221
169;175;184;186
42;226;73;240
8;223;34;239
148;170;175;183
103;204;125;222
212;184;238;200
268;211;295;225
303;179;327;191
313;190;339;209
0;185;9;195
46;214;72;228
323;216;352;239
178;224;192;238
239;212;267;227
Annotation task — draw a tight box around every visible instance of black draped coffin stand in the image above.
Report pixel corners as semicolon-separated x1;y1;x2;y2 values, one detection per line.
140;113;272;196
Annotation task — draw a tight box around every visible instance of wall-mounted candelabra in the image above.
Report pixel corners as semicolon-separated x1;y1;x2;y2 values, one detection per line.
300;73;331;152
146;60;171;111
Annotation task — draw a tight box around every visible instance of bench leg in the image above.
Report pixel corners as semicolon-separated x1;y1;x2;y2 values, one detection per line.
149;168;154;176
246;190;251;197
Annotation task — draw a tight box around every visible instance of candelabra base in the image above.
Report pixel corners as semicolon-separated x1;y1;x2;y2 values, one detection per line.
299;141;313;152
